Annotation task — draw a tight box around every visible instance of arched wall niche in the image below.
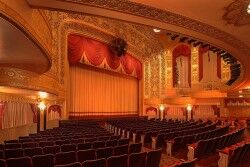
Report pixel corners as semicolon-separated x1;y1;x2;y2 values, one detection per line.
0;1;64;99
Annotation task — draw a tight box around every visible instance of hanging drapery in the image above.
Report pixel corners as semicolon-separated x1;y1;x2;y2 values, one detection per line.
2;102;33;129
172;44;191;87
68;34;142;79
199;47;221;82
0;102;6;129
69;66;138;117
48;105;61;120
30;103;37;123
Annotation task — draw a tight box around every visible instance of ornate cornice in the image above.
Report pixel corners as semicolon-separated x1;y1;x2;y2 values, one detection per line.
58;0;250;54
223;0;250;26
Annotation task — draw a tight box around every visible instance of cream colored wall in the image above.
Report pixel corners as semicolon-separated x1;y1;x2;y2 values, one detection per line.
0;120;59;144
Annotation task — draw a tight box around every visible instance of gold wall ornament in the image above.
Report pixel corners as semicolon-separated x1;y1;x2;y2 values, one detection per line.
0;93;37;103
56;0;250;55
191;47;199;84
223;0;250;26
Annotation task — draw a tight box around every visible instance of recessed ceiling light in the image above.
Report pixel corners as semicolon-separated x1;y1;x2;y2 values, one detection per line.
239;95;243;98
238;90;243;93
247;4;250;14
153;28;161;33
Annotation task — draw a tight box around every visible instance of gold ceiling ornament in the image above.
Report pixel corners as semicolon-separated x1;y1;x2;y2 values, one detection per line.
57;0;250;55
223;0;250;26
41;10;165;84
0;1;53;62
0;67;63;98
0;92;37;103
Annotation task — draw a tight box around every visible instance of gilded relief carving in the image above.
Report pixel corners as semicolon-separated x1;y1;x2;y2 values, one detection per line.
223;0;250;26
191;47;199;83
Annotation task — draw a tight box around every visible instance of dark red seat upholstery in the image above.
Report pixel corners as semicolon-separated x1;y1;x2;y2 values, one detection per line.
96;147;113;159
5;148;24;158
0;159;5;167
4;140;18;144
38;141;54;147
82;158;106;167
92;141;105;149
77;149;96;163
6;157;32;167
5;143;21;149
55;151;76;165
54;162;81;167
118;139;129;146
113;145;128;156
146;149;162;167
107;154;128;167
22;142;38;149
77;143;92;150
32;154;54;167
61;144;77;152
106;140;118;147
43;145;60;154
24;147;43;157
129;143;142;154
129;152;147;167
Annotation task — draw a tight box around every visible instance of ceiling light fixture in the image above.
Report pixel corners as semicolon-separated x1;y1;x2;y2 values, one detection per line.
153;28;161;33
247;4;250;14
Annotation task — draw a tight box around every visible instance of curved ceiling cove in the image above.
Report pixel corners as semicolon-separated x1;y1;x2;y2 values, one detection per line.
0;16;50;74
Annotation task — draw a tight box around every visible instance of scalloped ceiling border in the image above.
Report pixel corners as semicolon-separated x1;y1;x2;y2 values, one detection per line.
58;0;250;54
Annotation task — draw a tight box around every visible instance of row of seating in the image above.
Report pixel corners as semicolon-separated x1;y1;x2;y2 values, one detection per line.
154;123;217;149
167;125;229;154
188;128;245;160
3;137;126;150
0;141;142;159
218;140;250;167
0;149;162;167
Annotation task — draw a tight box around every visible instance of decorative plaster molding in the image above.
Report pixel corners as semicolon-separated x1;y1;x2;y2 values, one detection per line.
58;0;250;54
223;0;250;26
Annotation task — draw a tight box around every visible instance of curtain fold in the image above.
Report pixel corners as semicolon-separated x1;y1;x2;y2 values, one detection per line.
2;102;33;129
70;66;138;117
0;103;6;129
30;103;37;123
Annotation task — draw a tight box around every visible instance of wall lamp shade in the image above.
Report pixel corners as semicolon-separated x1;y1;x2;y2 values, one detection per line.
159;104;165;112
186;104;192;111
38;101;46;111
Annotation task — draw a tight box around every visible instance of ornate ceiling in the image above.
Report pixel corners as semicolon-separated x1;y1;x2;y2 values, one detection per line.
27;0;250;90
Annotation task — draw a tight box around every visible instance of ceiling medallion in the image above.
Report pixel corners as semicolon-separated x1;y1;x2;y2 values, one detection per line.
223;0;250;26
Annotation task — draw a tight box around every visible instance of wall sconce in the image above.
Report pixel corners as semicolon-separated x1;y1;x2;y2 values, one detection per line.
159;104;165;112
38;101;46;111
186;104;192;112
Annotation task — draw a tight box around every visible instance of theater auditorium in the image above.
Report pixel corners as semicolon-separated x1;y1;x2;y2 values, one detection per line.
0;0;250;167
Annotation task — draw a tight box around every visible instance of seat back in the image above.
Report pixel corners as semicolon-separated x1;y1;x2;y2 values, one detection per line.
129;143;142;154
61;144;77;152
114;145;128;156
129;152;146;167
77;143;92;150
118;139;129;146
55;151;76;165
0;159;5;167
82;158;106;167
146;149;162;167
38;141;54;147
54;162;81;167
43;145;60;154
32;154;54;167
96;147;113;159
5;148;24;159
93;141;105;149
24;147;43;157
6;157;32;167
77;149;96;163
106;140;118;147
5;143;21;149
107;154;128;167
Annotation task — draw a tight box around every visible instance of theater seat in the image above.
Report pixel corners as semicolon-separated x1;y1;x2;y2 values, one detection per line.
129;143;142;154
32;154;54;167
55;151;76;165
129;152;147;167
43;145;60;154
146;149;162;167
77;143;92;150
55;162;81;167
6;157;32;167
107;154;128;167
82;158;106;167
61;144;77;152
113;145;128;156
77;149;96;163
5;148;23;159
96;147;113;159
0;159;5;167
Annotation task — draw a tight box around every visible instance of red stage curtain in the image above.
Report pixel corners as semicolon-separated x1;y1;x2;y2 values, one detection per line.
30;104;37;123
172;44;191;87
48;105;62;117
68;34;142;79
0;103;6;129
